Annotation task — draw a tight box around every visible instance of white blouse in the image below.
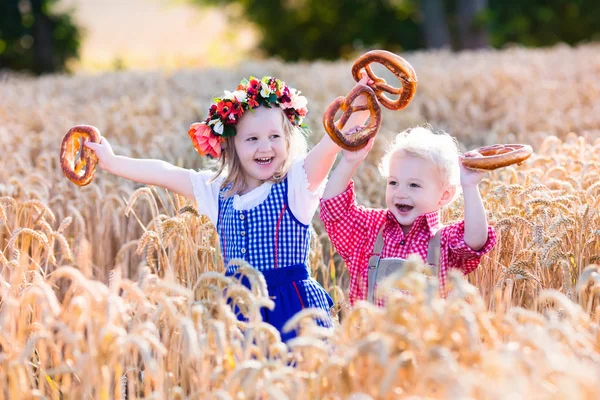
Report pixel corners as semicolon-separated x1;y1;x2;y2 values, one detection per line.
188;156;327;227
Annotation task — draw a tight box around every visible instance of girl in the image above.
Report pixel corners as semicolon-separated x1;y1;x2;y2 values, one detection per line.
84;74;372;341
319;126;497;305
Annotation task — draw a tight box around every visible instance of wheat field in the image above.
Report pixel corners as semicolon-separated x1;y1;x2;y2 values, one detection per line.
1;43;600;399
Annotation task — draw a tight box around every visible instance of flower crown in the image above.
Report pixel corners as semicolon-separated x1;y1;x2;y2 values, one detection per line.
188;76;309;159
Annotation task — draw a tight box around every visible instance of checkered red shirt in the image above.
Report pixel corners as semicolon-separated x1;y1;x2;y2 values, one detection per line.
319;180;497;305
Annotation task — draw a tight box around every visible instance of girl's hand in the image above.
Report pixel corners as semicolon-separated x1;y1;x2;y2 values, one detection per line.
341;137;375;164
459;154;487;187
84;136;115;171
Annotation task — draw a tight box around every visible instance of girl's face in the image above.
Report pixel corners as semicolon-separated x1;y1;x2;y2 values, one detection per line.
385;153;455;234
233;106;289;193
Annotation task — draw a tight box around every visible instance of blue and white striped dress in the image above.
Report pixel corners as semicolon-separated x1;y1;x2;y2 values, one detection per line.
190;159;333;342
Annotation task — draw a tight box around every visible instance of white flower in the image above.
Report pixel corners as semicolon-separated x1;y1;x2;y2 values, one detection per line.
222;90;235;100
260;81;271;97
232;90;247;102
291;93;308;110
214;121;224;135
208;119;217;126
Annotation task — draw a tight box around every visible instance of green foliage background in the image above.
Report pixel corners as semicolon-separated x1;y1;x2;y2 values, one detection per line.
0;0;80;74
194;0;600;60
1;0;599;73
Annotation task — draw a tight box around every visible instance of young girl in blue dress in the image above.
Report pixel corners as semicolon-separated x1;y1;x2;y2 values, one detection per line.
84;74;371;341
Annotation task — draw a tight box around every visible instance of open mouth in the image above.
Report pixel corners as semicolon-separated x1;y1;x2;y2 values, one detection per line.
395;203;414;213
255;157;274;165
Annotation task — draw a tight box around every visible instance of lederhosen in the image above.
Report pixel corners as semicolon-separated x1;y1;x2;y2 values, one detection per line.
367;225;443;303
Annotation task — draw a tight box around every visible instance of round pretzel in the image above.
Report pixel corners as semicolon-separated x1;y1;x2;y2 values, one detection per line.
323;84;382;151
60;125;100;186
351;50;418;111
461;144;533;171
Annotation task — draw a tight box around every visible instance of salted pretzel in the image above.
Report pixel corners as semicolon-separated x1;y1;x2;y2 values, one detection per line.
323;84;382;151
351;50;417;111
461;144;533;171
60;125;100;186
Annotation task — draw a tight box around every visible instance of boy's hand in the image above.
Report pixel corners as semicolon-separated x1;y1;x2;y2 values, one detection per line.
341;137;375;164
84;136;115;171
459;154;487;186
351;70;375;106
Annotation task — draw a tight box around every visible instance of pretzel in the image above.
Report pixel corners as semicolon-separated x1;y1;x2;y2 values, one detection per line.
461;144;533;171
60;125;100;186
351;50;417;111
323;84;382;151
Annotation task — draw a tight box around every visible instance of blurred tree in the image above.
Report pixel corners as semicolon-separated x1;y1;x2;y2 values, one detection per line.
486;0;600;47
455;0;488;49
192;0;424;61
191;0;600;60
419;0;451;48
0;0;81;74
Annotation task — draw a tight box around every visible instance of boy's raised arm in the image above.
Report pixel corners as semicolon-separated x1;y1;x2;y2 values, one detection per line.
304;72;374;192
322;138;375;200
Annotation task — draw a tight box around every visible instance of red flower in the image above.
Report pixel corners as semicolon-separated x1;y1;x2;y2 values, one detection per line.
247;96;259;108
231;100;244;118
208;104;217;117
188;122;223;159
217;101;233;119
249;79;261;92
224;114;237;125
284;108;297;123
279;86;291;105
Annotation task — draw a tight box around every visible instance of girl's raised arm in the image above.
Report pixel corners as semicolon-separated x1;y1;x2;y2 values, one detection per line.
84;137;195;200
304;72;373;192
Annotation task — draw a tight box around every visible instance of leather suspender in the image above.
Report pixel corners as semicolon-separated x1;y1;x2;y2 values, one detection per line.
367;224;443;302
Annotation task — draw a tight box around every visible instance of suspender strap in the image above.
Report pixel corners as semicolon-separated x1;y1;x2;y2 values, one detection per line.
426;228;443;267
367;225;385;268
367;225;385;303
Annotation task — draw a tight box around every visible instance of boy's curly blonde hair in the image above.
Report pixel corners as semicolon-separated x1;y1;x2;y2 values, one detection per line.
378;125;462;201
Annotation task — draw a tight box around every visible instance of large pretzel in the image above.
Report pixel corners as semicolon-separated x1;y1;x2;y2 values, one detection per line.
323;84;382;151
461;144;533;171
60;125;100;186
351;50;417;111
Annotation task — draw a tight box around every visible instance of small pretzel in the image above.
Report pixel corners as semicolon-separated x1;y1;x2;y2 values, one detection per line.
352;50;417;111
461;144;533;171
60;125;100;186
323;84;382;151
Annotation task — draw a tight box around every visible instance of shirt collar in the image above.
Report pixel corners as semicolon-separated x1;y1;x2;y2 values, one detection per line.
385;209;441;237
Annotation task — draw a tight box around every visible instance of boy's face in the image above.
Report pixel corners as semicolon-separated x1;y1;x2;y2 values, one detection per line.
385;153;454;229
233;106;288;192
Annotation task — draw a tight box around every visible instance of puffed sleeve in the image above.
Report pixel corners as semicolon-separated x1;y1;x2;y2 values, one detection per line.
286;156;328;225
188;169;224;226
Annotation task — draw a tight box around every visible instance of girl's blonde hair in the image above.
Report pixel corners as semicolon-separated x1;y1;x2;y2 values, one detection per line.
212;107;309;196
379;125;461;200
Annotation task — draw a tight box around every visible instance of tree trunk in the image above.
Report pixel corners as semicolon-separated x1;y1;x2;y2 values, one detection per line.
31;0;54;73
456;0;489;50
420;0;451;49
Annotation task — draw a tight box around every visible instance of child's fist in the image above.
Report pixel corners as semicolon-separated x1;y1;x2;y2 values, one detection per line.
84;136;115;171
352;70;375;106
342;137;375;164
459;154;487;186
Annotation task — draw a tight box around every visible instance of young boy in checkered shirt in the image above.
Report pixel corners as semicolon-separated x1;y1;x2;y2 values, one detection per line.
319;126;497;305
